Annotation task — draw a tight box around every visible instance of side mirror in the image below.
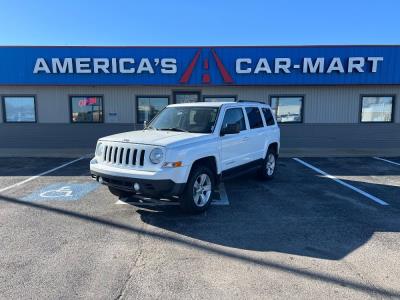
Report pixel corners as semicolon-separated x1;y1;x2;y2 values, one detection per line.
143;120;148;129
220;123;240;136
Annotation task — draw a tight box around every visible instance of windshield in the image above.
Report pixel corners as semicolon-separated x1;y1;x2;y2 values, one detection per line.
148;106;219;133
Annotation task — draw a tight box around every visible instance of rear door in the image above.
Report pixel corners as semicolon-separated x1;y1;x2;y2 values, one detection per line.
219;107;249;170
244;106;266;162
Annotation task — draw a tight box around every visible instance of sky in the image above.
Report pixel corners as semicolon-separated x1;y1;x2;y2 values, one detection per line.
0;0;399;46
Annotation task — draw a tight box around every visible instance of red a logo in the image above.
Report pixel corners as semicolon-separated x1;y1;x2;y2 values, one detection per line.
180;48;234;84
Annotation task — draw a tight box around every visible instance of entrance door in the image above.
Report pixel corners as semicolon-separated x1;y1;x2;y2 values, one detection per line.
173;91;201;104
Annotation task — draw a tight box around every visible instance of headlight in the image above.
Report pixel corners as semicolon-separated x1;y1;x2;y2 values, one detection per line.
95;142;104;157
149;148;164;164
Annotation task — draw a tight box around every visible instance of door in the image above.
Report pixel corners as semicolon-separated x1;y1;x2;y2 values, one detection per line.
173;91;201;104
244;106;266;161
219;107;249;171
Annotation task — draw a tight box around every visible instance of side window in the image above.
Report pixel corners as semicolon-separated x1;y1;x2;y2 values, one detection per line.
262;108;275;126
270;96;303;123
70;96;103;123
3;96;36;122
245;107;263;129
221;108;246;132
360;96;394;123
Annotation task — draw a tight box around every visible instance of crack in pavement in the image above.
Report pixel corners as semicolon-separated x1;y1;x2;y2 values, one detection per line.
114;219;145;300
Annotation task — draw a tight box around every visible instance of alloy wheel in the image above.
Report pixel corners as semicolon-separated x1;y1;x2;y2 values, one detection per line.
192;173;212;207
266;153;276;176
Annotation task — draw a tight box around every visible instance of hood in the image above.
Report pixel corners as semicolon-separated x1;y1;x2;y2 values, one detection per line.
99;130;211;147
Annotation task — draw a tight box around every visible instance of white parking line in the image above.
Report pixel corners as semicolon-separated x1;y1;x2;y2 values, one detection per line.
293;158;389;206
115;182;230;206
0;155;89;194
373;157;400;167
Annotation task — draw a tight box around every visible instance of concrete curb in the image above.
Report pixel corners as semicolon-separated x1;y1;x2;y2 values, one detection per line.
0;148;94;158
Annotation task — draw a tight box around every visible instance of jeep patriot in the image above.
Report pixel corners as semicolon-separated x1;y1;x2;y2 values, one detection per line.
90;101;280;213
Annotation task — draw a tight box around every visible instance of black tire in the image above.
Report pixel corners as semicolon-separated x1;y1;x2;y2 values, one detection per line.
258;148;277;180
108;186;134;198
180;165;215;213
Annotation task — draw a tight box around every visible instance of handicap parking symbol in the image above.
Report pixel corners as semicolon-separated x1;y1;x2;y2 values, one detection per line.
23;182;99;202
40;186;73;198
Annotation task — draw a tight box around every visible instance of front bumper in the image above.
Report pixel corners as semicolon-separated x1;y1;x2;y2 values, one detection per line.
90;157;189;197
90;158;190;182
91;170;186;197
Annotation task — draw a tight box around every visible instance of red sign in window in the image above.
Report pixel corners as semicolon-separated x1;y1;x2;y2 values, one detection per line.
78;97;97;107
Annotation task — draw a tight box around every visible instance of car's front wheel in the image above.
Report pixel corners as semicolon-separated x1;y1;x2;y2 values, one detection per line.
180;166;215;213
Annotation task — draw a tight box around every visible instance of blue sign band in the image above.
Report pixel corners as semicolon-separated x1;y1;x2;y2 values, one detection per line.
0;46;399;85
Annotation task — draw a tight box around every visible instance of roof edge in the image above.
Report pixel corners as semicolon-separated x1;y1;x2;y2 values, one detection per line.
0;44;400;48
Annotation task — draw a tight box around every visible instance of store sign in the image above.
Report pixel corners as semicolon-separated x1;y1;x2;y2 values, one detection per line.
234;57;383;74
33;57;177;74
33;56;383;76
0;46;399;85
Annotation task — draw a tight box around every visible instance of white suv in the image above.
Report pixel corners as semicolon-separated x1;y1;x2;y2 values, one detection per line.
90;101;280;213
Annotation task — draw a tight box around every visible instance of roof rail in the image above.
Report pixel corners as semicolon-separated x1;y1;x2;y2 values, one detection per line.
237;100;266;104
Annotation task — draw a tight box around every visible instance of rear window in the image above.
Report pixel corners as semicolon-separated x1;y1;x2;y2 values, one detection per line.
262;108;275;126
245;107;263;129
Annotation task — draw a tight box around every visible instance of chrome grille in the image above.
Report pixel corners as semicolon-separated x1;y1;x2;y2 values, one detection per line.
102;144;146;167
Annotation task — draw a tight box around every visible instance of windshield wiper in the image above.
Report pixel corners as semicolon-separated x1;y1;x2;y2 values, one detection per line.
159;127;188;132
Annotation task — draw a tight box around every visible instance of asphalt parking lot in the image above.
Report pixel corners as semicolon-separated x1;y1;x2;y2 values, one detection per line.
1;156;400;299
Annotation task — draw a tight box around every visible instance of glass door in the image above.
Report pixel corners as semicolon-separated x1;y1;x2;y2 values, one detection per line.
173;91;201;104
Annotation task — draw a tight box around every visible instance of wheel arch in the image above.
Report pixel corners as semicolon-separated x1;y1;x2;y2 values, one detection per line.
264;141;279;158
190;156;219;175
268;142;279;155
183;155;217;180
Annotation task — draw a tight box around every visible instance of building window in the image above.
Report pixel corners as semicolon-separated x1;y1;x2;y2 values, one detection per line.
203;96;236;102
245;107;264;129
270;96;303;123
174;92;200;103
3;96;36;122
137;96;169;124
361;96;394;123
70;96;103;123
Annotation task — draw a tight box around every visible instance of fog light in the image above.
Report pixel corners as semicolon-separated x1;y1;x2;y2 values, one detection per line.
98;176;103;184
133;183;140;191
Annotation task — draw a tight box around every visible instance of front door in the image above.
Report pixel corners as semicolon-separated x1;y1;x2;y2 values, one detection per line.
219;107;249;171
173;91;201;104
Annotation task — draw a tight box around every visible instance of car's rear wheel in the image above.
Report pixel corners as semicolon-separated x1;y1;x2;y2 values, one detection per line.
259;148;277;180
180;166;215;213
108;186;134;198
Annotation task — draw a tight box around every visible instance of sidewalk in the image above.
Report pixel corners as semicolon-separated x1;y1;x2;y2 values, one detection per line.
0;147;398;158
0;148;94;158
